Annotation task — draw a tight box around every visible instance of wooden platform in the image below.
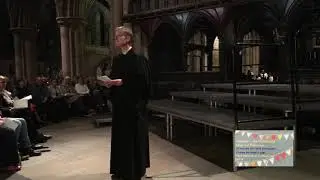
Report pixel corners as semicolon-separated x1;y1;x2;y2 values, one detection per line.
169;91;320;111
148;100;293;132
201;83;320;95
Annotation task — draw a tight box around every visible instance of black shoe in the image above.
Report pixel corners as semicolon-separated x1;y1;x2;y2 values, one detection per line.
20;148;41;157
28;149;42;157
42;134;52;140
35;134;52;143
32;144;49;150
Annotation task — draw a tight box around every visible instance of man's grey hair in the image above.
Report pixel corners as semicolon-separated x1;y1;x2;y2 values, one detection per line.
116;26;133;37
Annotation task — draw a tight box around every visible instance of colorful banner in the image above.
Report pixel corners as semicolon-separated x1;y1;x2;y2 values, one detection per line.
234;130;294;167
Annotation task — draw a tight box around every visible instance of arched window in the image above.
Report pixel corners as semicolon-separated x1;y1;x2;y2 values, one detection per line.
187;31;207;72
94;12;102;45
212;37;220;72
87;10;109;47
241;31;260;74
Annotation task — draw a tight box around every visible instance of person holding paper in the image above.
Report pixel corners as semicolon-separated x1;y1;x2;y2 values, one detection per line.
105;26;152;180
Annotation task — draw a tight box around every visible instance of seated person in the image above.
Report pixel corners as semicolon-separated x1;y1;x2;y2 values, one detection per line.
0;115;42;157
74;77;94;115
0;118;21;172
75;77;90;96
47;79;68;121
0;75;52;144
87;79;105;111
31;77;50;121
13;80;30;99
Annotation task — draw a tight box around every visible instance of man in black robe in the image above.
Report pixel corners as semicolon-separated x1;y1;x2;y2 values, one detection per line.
104;26;151;180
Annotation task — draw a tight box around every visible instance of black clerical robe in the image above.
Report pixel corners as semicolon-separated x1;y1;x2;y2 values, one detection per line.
109;49;151;179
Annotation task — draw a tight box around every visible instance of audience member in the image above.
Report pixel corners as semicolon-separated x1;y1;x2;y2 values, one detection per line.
0;118;21;171
13;80;30;99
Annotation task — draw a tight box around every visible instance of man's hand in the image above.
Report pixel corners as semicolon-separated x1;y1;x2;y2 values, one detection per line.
112;79;123;86
0;117;5;126
104;79;123;87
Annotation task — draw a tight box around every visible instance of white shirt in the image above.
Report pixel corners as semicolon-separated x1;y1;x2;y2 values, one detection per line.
1;90;14;105
269;76;274;82
75;83;90;95
121;46;132;55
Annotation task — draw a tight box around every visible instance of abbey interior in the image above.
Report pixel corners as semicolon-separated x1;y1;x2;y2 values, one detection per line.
1;0;320;179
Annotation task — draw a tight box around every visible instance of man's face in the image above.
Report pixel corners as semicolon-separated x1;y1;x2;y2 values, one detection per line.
115;30;130;48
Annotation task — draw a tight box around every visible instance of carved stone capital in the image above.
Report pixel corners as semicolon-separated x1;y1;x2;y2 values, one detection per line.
56;17;86;29
10;27;37;39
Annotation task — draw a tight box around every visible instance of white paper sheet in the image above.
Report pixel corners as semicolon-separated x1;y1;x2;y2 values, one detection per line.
97;75;111;81
13;95;32;109
13;99;28;109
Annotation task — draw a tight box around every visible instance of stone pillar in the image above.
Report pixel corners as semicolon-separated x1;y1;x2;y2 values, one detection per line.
123;0;129;15
69;29;75;77
111;0;124;55
57;18;71;77
74;30;80;76
12;32;23;80
11;28;37;81
24;37;36;81
133;24;142;53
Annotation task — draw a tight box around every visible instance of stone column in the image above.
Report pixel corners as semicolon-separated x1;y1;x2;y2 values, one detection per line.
111;0;124;55
70;19;86;77
133;24;142;53
123;0;129;15
11;28;37;81
57;18;71;77
12;30;23;80
69;29;75;77
73;30;79;76
24;36;36;81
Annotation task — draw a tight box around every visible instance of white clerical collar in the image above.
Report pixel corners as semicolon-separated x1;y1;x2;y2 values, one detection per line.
121;46;132;55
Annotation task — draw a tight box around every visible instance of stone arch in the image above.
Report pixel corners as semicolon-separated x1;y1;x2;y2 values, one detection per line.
86;1;110;47
149;22;183;77
184;9;223;41
151;16;183;40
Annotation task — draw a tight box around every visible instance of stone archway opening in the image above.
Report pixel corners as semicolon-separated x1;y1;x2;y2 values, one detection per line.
149;23;182;79
241;31;261;75
38;0;60;75
185;13;220;73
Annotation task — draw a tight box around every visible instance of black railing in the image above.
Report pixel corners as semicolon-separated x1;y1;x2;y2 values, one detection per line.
232;41;290;130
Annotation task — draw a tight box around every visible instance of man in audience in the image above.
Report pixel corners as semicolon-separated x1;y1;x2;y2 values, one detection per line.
13;80;30;99
47;79;68;121
31;77;50;121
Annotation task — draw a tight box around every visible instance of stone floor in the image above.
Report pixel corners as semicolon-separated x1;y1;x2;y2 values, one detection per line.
1;118;320;180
